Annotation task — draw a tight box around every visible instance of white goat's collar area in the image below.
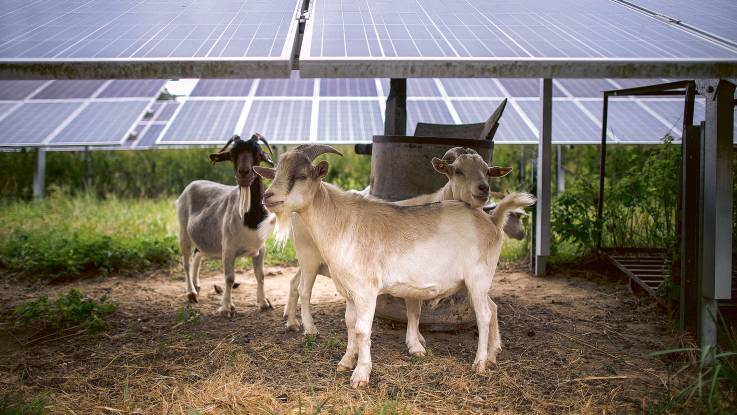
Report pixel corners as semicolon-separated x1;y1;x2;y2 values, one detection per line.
238;186;251;221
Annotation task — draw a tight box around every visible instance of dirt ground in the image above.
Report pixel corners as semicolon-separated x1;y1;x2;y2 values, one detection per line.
0;261;688;414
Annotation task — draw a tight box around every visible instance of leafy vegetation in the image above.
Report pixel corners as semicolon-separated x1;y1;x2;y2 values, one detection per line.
14;288;117;332
0;392;47;415
649;312;737;414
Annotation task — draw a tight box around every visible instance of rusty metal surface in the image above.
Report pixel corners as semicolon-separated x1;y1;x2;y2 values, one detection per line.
602;248;670;307
299;59;737;79
0;60;293;80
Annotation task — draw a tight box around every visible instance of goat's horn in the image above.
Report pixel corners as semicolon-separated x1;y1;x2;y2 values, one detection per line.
294;144;343;161
441;147;465;163
252;133;274;159
216;135;238;153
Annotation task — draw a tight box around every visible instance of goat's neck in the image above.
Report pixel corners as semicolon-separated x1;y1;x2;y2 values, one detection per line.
242;177;268;229
297;184;350;257
439;183;455;201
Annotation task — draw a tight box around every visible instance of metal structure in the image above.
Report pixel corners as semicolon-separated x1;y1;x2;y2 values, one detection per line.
596;80;736;348
1;0;736;345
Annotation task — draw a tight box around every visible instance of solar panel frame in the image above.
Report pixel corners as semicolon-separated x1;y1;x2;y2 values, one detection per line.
48;100;154;146
0;0;303;79
299;0;737;78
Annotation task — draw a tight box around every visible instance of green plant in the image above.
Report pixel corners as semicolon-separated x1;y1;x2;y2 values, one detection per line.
649;312;737;413
0;392;47;415
175;304;202;325
14;288;117;332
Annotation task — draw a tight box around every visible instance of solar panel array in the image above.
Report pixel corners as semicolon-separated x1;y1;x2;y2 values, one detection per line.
300;0;737;77
148;75;727;145
0;0;302;78
624;0;737;46
0;79;165;147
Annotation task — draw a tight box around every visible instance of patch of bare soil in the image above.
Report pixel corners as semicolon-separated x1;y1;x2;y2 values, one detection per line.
0;261;685;414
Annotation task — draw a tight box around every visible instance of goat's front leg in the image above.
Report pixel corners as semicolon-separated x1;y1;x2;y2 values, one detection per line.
337;299;358;372
298;262;321;336
350;295;377;389
284;268;301;331
466;279;493;373
253;248;272;311
216;252;237;317
404;299;426;356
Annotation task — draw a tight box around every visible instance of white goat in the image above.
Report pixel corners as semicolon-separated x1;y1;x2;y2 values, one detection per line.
284;147;517;360
177;135;276;317
255;145;535;388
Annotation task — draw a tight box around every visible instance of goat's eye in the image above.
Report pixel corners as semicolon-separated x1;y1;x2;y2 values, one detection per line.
294;175;307;181
455;170;464;176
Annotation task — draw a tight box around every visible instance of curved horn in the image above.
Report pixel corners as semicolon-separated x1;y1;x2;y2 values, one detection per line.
294;144;343;161
216;135;237;153
253;133;275;159
442;147;478;163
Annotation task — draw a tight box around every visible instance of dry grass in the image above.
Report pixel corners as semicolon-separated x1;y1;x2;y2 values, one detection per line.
0;262;689;414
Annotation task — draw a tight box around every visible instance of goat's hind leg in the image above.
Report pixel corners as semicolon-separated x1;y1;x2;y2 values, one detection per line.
404;299;426;356
487;296;501;363
466;278;492;374
337;299;358;372
192;249;203;294
180;231;198;303
284;268;301;331
253;247;272;311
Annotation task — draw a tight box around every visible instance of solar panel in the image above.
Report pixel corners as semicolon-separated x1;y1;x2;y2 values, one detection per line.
256;72;314;96
407;100;454;136
625;0;737;45
0;0;302;79
300;0;737;78
516;100;604;144
318;100;383;141
191;80;255;97
0;80;49;100
49;100;152;145
135;124;167;148
97;80;166;98
380;79;441;97
158;100;246;144
0;102;80;146
453;99;537;143
242;100;312;141
441;79;505;98
32;80;108;99
579;99;676;143
320;79;377;97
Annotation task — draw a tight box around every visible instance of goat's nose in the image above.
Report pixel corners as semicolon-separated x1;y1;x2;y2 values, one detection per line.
478;184;490;193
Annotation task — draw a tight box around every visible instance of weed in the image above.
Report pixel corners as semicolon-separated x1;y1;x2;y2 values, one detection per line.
302;334;318;352
14;288;117;332
0;392;47;415
175;304;202;325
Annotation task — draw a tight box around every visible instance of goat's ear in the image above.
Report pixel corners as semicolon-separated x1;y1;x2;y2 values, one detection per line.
209;151;231;163
431;157;452;175
253;166;275;180
314;160;329;179
488;166;512;178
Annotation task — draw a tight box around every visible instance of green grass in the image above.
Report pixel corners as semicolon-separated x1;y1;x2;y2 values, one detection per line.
0;194;178;279
0;392;47;415
0;194;529;280
14;288;117;332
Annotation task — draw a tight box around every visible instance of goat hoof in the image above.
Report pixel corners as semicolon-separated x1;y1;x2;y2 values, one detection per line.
336;364;352;372
216;305;235;318
411;351;426;358
303;327;319;336
351;380;369;389
472;360;486;374
194;285;201;293
213;284;223;295
286;321;301;332
259;299;273;312
187;293;198;303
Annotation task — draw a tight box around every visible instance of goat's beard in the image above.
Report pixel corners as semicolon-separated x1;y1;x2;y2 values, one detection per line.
273;211;292;248
239;186;251;220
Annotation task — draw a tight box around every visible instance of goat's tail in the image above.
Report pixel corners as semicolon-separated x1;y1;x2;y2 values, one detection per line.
490;192;536;230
